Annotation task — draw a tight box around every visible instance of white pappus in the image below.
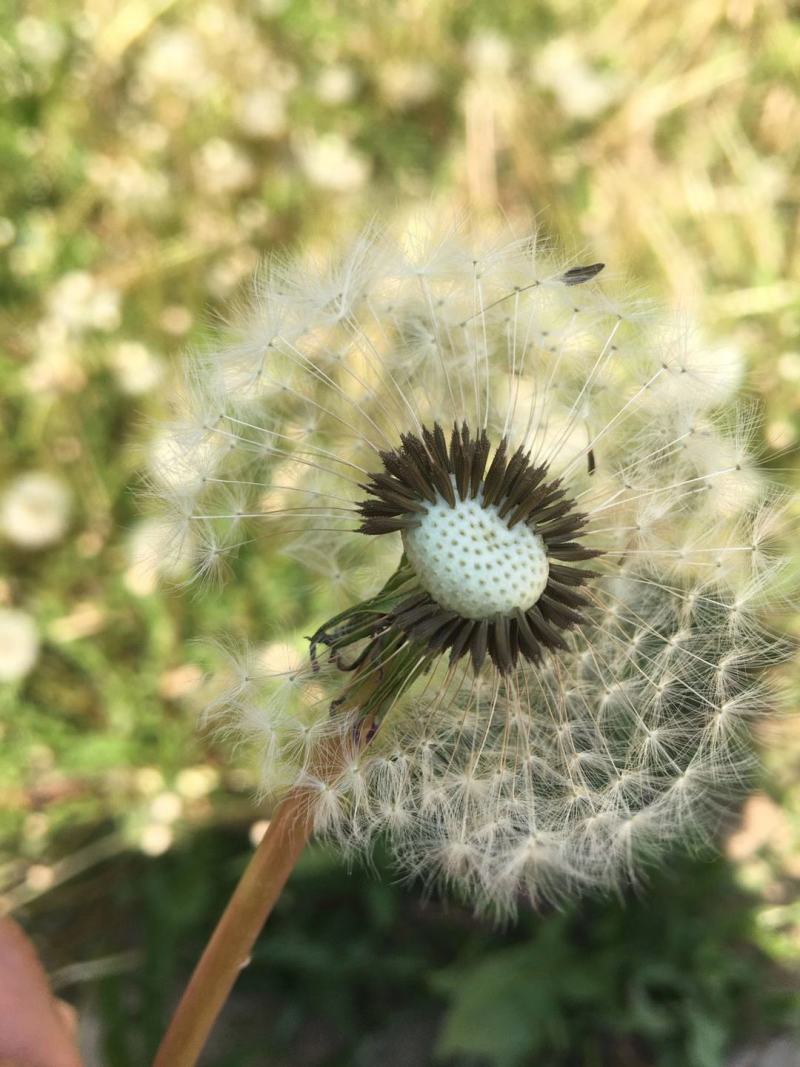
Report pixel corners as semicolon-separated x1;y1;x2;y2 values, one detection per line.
150;222;789;915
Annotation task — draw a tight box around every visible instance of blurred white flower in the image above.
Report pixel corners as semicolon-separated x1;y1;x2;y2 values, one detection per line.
16;16;65;66
296;132;371;192
0;218;16;248
315;64;358;106
22;328;86;395
766;419;796;450
138;824;174;856
378;60;438;109
237;199;270;233
236;87;287;139
137;29;212;99
0;608;40;682
150;791;183;823
533;38;620;120
46;271;121;334
135;767;165;795
86;155;169;211
175;765;219;799
0;471;71;549
107;341;165;396
466;31;513;76
194;139;254;195
777;352;800;382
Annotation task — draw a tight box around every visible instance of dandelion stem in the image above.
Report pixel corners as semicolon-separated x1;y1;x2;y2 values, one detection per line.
152;664;385;1067
151;788;313;1067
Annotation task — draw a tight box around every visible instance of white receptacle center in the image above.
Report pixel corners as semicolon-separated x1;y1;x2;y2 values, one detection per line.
403;495;549;619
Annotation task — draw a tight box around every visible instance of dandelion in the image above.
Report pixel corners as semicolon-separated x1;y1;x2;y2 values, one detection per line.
0;471;71;549
152;224;787;1066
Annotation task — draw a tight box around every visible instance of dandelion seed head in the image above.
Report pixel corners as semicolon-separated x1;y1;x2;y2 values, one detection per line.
0;471;71;549
156;223;790;915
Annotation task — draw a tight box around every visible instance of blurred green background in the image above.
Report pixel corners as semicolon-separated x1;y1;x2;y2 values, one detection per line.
2;1;800;1064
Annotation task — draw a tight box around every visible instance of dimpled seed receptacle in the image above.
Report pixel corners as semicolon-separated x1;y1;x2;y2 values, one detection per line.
402;494;550;620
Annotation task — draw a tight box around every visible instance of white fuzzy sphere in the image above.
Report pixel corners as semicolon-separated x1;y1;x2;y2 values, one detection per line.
156;223;787;914
0;608;40;682
0;471;71;549
403;495;549;619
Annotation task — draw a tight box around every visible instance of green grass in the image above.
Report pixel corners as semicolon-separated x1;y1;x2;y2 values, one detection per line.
1;1;799;1063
